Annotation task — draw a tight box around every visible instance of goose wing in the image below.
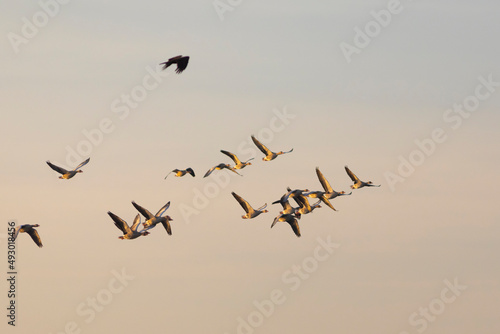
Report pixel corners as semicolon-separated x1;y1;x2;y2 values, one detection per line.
225;165;242;176
251;135;272;156
220;150;241;165
161;220;172;235
155;201;171;217
46;161;68;175
131;201;155;220
232;192;253;214
204;165;217;178
289;218;301;237
13;225;23;240
73;157;90;171
107;211;131;234
320;197;336;211
316;167;333;193
27;228;43;247
130;214;142;231
344;166;360;183
186;168;195;177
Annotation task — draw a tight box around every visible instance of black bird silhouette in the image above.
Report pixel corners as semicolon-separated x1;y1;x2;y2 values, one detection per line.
159;55;190;74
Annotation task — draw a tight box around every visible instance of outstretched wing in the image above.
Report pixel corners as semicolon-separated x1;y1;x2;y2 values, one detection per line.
204;166;217;178
344;166;359;183
186;168;195;177
225;166;242;176
107;211;131;234
316;167;333;193
160;55;182;70
251;135;271;156
220;150;241;165
232;192;252;214
13;226;22;240
27;229;43;247
131;201;155;220
289;218;301;237
130;214;142;231
155;201;171;217
46;161;68;175
73;157;90;171
161;220;172;235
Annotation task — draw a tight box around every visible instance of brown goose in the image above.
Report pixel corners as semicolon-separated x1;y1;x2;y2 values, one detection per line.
165;168;195;179
132;201;173;235
221;150;254;169
345;166;381;189
271;214;301;237
251;135;293;161
46;157;90;179
107;212;150;240
204;163;241;178
159;55;189;74
231;192;268;219
14;224;43;247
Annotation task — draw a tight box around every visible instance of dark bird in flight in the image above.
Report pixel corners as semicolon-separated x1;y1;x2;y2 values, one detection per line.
160;55;190;74
14;224;43;247
46;157;90;179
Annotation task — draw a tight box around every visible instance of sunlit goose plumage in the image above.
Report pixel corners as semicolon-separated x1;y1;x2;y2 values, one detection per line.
107;212;149;240
46;157;90;179
292;193;322;215
345;166;381;189
165;168;195;179
159;55;189;74
204;163;241;178
272;193;300;216
271;214;301;237
221;150;254;169
314;167;352;199
14;224;43;247
231;192;268;219
251;135;293;161
132;201;173;235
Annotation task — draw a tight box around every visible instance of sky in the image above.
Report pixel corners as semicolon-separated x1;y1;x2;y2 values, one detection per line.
1;1;499;333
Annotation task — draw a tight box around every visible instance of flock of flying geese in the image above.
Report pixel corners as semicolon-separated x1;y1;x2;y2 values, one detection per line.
13;55;380;247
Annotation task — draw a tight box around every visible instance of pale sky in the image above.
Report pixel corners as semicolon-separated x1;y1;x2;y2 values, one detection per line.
1;1;499;333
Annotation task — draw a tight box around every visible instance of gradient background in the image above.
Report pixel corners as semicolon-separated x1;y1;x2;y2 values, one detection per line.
1;1;499;333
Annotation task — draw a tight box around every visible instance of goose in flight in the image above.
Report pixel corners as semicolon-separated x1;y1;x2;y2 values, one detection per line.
291;193;321;215
14;224;43;247
107;212;150;240
251;135;293;161
272;188;309;205
271;214;301;237
165;168;195;179
132;201;173;235
221;150;254;169
204;163;241;178
345;166;381;189
231;192;268;219
272;193;300;216
312;167;352;199
46;157;90;179
303;167;352;211
160;55;189;74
